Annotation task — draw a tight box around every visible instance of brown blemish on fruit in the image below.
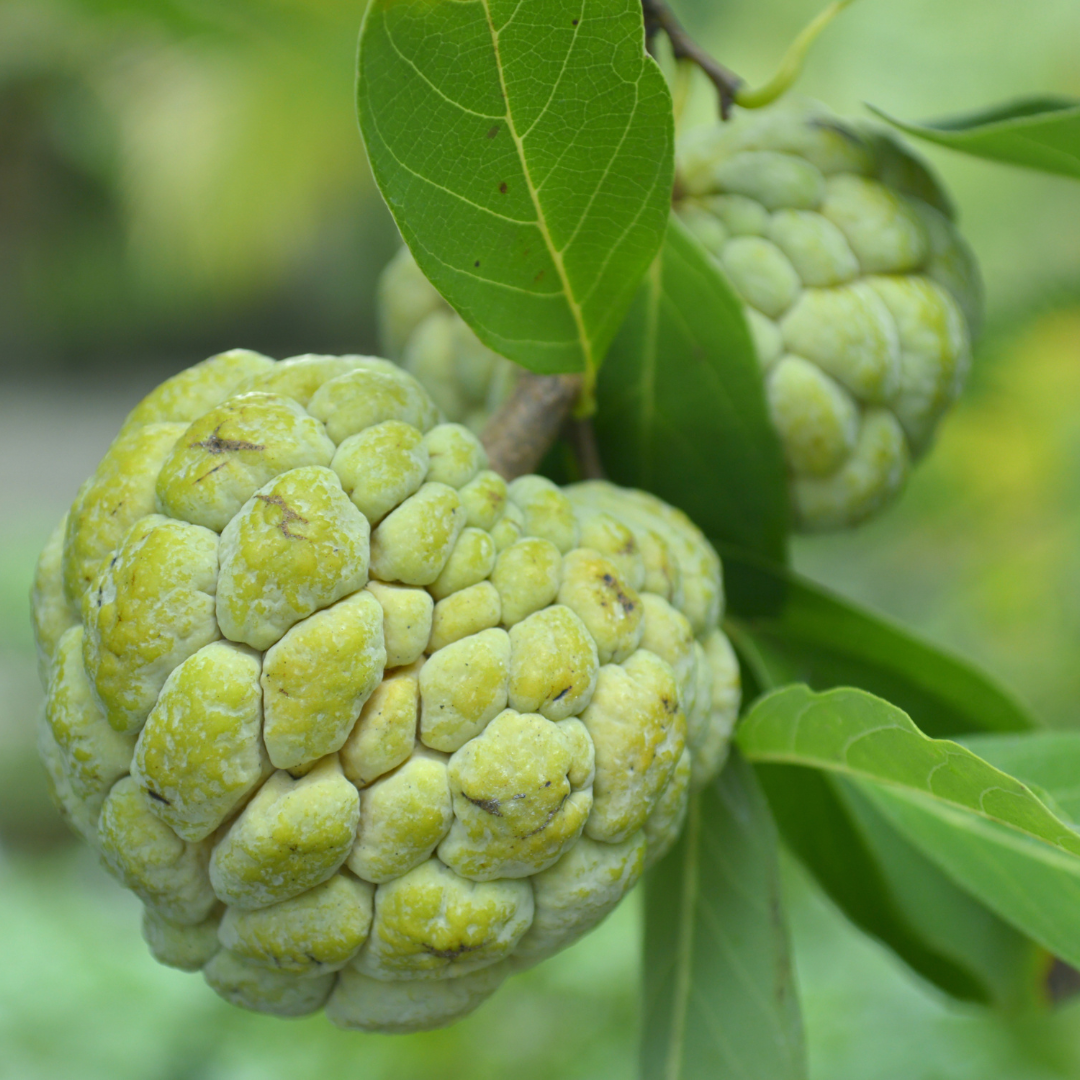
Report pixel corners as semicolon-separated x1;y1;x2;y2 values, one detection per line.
194;461;229;484
255;494;309;540
425;942;481;960
463;792;502;817
601;572;636;614
192;425;266;455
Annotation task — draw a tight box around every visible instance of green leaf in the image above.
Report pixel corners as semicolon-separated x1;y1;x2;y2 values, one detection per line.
869;97;1080;180
831;777;1045;1007
357;0;674;378
753;761;1041;1006
641;751;806;1080
595;216;789;562
739;685;1080;971
962;732;1080;825
860;787;1080;975
738;685;1079;856
722;547;1036;737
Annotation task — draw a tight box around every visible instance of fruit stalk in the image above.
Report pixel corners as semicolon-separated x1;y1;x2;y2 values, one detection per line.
480;373;583;481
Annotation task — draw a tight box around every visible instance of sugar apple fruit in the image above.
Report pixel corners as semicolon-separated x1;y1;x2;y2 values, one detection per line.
378;101;983;533
30;350;740;1033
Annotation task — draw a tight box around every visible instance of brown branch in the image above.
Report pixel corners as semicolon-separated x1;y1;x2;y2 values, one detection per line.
566;418;606;481
1047;959;1080;1005
481;373;583;481
641;0;743;119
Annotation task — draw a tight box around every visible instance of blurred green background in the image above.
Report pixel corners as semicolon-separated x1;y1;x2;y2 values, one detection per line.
1;0;1078;1076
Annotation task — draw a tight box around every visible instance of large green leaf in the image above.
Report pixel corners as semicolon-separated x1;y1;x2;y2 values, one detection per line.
870;97;1080;180
357;0;674;378
742;654;1040;1006
595;217;789;561
723;547;1036;737
739;685;1080;971
753;762;1041;1007
962;732;1080;825
641;752;805;1080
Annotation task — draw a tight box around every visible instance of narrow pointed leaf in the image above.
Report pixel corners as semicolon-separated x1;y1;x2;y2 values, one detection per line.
962;732;1080;824
738;685;1079;856
723;546;1036;737
753;761;1040;1006
860;786;1080;973
357;0;674;376
596;216;789;561
641;752;806;1080
739;685;1080;970
869;97;1080;180
742;656;1040;1006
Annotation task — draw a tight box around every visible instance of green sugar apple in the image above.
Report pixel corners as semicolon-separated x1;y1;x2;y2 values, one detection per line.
378;100;982;532
30;349;740;1033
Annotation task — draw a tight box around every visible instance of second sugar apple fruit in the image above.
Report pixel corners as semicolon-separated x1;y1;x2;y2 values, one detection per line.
379;100;983;533
31;350;740;1034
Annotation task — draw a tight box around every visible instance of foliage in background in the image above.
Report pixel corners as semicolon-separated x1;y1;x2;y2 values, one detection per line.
2;0;1080;1077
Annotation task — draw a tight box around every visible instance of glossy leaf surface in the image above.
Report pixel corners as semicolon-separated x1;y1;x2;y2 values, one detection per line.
358;0;674;377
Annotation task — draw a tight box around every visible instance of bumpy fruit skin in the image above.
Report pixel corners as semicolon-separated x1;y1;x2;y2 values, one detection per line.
676;100;982;530
379;101;982;533
31;351;740;1034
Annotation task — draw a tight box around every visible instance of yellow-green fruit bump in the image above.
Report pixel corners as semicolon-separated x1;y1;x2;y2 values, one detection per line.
347;746;454;883
36;707;99;845
210;757;360;910
643;747;693;868
62;421;186;604
365;582;433;668
307;366;439;445
419;628;510;752
82;514;221;734
218;873;375;977
155;392;335;533
142;907;222;971
30;514;79;688
216;466;369;651
675;99;980;530
423;423;487;488
428;580;502;652
46;626;135;819
439;709;593;881
558;549;643;665
332;419;429;525
340;662;421;787
204;950;335;1017
98;777;217;925
131;640;269;841
355;859;533;980
513;833;646;967
492;538;562;627
369;482;465;586
507;606;599;721
582;650;688;844
328;963;510;1033
261;589;386;770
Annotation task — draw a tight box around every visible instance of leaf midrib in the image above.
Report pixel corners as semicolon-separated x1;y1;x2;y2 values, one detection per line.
744;719;1080;859
479;0;594;379
664;791;701;1080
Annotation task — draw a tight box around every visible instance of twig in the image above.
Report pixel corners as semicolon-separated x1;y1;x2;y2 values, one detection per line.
481;373;583;481
1047;959;1080;1005
566;418;606;481
641;0;742;119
